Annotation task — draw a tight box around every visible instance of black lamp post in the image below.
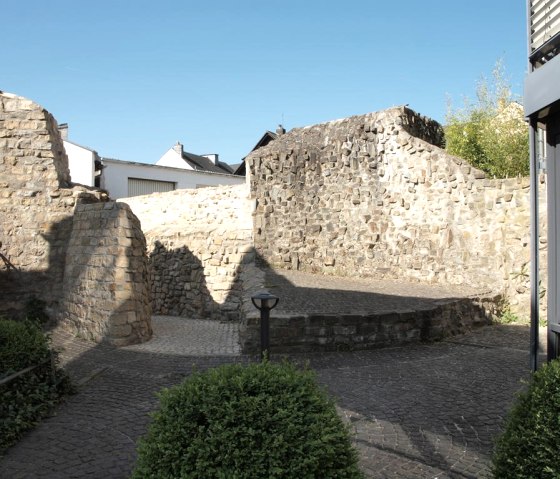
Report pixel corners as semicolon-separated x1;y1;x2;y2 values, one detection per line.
251;291;279;361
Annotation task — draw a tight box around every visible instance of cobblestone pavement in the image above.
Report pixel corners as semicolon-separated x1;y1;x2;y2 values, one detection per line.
0;316;536;479
263;268;488;315
122;316;241;356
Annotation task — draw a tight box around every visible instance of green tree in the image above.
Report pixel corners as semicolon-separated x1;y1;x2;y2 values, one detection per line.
445;60;529;178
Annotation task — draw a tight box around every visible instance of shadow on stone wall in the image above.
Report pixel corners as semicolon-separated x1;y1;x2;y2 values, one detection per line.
147;240;247;322
0;215;74;321
1;206;152;347
148;240;217;318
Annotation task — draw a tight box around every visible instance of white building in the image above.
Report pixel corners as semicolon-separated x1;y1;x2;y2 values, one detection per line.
63;140;99;187
62;130;244;199
60;124;100;187
101;158;244;199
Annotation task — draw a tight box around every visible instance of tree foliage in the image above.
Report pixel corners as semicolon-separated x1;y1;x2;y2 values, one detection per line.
445;60;529;178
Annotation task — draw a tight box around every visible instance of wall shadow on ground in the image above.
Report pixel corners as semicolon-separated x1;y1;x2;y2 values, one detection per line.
241;252;500;355
300;327;533;479
0;241;530;478
0;321;533;478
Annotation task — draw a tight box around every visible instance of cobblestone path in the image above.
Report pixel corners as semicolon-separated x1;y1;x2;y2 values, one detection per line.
0;315;534;479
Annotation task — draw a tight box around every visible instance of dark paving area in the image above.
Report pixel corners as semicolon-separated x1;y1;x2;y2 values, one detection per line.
306;329;533;479
263;268;488;315
0;317;536;479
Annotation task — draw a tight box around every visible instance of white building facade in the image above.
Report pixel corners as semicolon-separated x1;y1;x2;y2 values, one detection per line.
63;140;98;187
100;159;244;199
62;134;245;199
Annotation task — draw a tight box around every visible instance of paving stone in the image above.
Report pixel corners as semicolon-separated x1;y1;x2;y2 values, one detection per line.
0;316;537;479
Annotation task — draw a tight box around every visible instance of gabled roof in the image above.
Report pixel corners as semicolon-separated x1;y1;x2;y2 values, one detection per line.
251;131;278;151
181;151;233;174
63;139;98;154
234;130;278;176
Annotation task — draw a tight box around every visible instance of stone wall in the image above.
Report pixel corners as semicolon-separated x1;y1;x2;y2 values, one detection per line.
0;92;151;346
59;202;152;345
247;106;546;315
122;184;254;320
241;297;497;354
0;92;102;317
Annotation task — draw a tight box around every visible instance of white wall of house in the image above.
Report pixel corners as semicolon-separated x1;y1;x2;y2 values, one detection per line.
156;148;190;169
64;140;96;186
101;159;244;199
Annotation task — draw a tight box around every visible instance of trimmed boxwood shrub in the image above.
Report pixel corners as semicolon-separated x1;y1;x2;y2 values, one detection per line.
492;359;560;478
132;361;363;479
0;318;71;452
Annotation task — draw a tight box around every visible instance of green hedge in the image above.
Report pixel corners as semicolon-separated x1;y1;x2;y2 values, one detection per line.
133;361;363;479
492;359;560;478
0;318;71;452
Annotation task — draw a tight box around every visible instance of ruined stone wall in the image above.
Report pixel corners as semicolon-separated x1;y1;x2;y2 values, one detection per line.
122;184;253;320
60;202;152;345
247;107;546;315
0;92;151;346
0;92;103;317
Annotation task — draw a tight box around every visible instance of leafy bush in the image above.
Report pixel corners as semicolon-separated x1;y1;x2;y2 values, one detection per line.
0;318;72;452
445;60;529;178
494;297;524;325
133;361;363;479
24;297;50;325
492;359;560;478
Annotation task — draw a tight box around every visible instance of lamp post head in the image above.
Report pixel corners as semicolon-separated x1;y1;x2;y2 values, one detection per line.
251;291;279;311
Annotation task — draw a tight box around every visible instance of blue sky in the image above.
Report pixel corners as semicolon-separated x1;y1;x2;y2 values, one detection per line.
2;1;528;166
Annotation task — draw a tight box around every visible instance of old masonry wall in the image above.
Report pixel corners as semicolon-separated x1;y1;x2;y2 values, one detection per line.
246;106;547;316
0;92;151;345
121;184;254;321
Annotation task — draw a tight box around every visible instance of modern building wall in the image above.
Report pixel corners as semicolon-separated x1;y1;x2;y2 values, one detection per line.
100;159;245;199
525;0;560;363
64;140;96;186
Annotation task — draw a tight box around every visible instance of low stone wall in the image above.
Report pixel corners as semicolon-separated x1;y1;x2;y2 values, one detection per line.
238;263;498;353
247;106;547;316
122;184;254;320
240;297;496;353
59;202;152;345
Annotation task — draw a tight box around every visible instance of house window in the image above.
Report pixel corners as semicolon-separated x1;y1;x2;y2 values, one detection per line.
127;178;176;197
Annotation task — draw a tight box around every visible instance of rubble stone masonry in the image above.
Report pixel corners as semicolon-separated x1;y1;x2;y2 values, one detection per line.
246;107;547;315
60;202;152;345
1;90;546;346
122;184;253;321
0;92;150;345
